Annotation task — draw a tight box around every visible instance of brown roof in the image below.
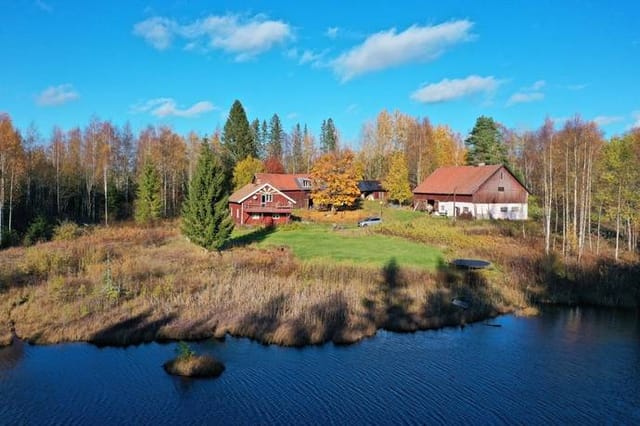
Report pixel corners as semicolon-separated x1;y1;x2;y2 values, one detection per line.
413;165;504;195
229;183;260;203
254;173;311;191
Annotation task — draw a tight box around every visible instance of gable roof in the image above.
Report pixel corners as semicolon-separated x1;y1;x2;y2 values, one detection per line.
358;180;386;192
229;182;296;204
413;165;508;195
254;173;311;191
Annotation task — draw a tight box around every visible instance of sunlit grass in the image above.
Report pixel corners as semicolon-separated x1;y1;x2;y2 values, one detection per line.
257;226;443;270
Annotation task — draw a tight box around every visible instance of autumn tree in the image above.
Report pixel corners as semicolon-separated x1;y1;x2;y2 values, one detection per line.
301;124;316;172
465;116;507;166
222;100;256;163
134;159;162;224
263;156;285;173
233;156;264;190
383;151;412;205
0;114;25;244
311;150;361;211
181;140;234;251
289;123;303;173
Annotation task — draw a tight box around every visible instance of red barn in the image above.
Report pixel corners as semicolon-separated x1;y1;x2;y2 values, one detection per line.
229;182;296;226
413;165;529;220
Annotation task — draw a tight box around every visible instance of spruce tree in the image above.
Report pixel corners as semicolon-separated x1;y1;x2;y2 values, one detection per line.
181;140;234;251
465;116;507;165
268;113;284;161
134;159;162;224
320;118;337;153
222;100;257;163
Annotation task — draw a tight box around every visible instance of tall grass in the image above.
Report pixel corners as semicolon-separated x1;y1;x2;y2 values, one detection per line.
1;213;636;349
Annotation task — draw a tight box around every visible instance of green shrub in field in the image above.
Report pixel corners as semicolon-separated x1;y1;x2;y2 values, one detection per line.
176;341;195;360
53;221;83;241
23;216;50;246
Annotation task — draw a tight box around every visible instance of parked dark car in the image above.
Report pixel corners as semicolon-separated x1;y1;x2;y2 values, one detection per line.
358;217;382;227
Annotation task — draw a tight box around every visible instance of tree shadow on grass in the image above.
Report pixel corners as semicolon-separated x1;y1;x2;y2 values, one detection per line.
226;225;276;248
90;310;177;347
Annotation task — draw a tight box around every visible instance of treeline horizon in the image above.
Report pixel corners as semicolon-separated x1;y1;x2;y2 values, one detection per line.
1;100;639;261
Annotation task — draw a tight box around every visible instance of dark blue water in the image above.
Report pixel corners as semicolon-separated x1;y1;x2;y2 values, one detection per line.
1;307;639;425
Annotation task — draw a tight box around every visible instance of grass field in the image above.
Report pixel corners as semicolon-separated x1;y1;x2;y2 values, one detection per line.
255;225;443;270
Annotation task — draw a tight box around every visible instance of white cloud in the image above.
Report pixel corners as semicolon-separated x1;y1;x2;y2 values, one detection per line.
326;27;339;39
593;115;624;126
133;17;175;50
132;98;216;118
529;80;545;90
567;83;587;91
631;111;640;129
332;20;474;81
410;75;499;103
346;104;359;114
286;48;327;67
35;0;53;13
286;112;299;120
36;84;79;106
507;92;544;106
133;13;292;60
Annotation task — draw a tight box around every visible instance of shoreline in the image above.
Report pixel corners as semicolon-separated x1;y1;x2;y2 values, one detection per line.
1;222;638;350
2;307;510;349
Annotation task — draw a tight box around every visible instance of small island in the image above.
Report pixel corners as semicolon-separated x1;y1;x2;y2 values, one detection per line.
163;342;225;378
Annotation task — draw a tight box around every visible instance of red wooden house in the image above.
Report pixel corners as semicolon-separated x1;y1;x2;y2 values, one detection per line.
229;182;297;226
413;165;529;220
253;173;312;208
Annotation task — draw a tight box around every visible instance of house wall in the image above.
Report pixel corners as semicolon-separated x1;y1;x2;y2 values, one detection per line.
436;201;528;220
229;203;292;226
473;169;528;204
282;190;310;208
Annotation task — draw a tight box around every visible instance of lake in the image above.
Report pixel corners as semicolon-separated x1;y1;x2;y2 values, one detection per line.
1;307;638;425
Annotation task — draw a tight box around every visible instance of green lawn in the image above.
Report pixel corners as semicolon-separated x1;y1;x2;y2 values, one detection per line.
255;225;443;270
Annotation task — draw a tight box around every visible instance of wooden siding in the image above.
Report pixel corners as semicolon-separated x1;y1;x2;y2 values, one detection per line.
229;191;294;226
473;169;527;204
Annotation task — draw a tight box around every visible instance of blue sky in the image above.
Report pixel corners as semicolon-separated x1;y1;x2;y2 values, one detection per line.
2;0;639;146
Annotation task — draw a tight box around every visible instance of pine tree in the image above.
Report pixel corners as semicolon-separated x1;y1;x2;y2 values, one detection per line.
222;100;257;163
465;116;507;165
181;140;234;251
383;151;412;205
134;159;162;224
320;118;338;153
267;114;284;162
291;123;303;173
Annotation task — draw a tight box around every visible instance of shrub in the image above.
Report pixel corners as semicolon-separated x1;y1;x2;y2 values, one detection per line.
176;341;195;360
53;221;83;241
23;216;50;246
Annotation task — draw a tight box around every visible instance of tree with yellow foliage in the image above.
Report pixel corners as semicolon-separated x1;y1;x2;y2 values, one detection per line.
311;150;361;211
383;151;412;205
232;156;264;190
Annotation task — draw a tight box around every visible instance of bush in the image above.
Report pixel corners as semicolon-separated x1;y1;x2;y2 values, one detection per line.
23;216;50;246
0;229;20;248
53;221;83;241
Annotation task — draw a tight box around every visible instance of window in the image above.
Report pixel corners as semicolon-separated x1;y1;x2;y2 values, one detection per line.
251;214;261;219
273;214;281;219
261;193;273;203
511;206;520;212
500;207;508;213
500;171;504;180
498;186;505;192
463;206;470;213
302;179;311;188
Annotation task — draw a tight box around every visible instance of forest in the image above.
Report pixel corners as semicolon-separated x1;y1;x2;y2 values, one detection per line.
1;99;639;262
